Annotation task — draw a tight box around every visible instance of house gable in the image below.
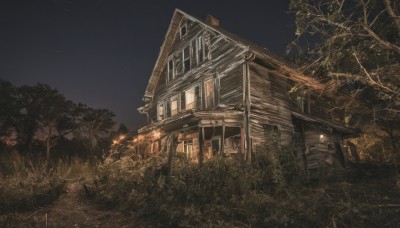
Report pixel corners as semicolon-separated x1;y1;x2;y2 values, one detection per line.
141;9;252;123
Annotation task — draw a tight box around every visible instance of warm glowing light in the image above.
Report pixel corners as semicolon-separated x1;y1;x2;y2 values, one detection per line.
113;140;118;144
320;134;324;139
119;135;125;140
153;130;161;139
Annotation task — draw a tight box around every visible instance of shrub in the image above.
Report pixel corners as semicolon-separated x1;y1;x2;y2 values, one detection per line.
0;152;66;212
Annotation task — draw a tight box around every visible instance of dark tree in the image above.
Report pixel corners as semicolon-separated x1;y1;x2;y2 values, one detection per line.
0;80;19;150
289;0;400;158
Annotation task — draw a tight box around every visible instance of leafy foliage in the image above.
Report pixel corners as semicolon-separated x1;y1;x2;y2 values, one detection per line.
0;80;116;160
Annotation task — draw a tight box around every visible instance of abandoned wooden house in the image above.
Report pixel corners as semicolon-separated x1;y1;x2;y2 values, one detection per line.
119;9;358;172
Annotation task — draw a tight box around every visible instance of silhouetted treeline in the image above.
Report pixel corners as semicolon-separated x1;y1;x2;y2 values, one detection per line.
0;80;120;161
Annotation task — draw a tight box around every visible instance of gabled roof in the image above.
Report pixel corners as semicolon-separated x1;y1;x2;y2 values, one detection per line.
142;9;324;104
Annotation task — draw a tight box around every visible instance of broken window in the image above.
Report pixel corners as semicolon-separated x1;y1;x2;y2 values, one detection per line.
167;57;174;82
191;39;197;69
195;86;201;109
204;79;214;109
171;97;178;116
211;137;220;156
183;46;190;73
166;100;171;118
180;23;187;38
157;102;164;121
196;36;205;64
297;95;311;114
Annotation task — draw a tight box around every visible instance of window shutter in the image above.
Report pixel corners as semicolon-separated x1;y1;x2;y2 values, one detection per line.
166;101;171;118
181;91;186;110
195;86;201;110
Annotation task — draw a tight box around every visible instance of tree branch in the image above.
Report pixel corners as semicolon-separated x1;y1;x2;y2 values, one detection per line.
360;0;400;54
353;53;400;96
384;0;400;36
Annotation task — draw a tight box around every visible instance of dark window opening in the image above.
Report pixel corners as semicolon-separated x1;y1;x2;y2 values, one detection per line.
180;24;187;37
183;46;190;73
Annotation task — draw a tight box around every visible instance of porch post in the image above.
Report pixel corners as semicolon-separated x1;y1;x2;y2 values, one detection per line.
221;125;225;155
198;127;204;168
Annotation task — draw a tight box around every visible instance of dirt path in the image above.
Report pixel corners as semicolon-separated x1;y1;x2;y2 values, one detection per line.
3;181;141;227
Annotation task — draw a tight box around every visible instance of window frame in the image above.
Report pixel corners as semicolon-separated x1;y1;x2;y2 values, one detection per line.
157;102;165;121
167;56;175;82
185;87;196;110
183;45;191;73
204;78;214;109
297;95;311;114
170;96;178;116
180;23;187;38
196;35;205;64
184;139;193;159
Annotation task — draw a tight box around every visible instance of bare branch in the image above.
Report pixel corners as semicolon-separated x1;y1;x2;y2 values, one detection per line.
384;0;400;36
360;0;400;54
353;53;400;96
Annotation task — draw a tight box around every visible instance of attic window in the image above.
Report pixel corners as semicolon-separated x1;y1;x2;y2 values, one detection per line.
180;24;187;38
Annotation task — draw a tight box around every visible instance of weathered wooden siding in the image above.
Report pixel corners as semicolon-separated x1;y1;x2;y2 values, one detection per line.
219;65;243;107
147;17;246;122
248;62;295;147
303;123;340;170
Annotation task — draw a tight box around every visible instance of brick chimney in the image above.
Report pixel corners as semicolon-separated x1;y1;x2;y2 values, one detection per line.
206;15;219;27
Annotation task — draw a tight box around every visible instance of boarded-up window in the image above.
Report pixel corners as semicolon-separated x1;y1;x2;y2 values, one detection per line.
157;103;164;121
204;79;214;109
183;46;190;73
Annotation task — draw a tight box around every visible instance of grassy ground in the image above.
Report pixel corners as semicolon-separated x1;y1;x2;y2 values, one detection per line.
86;153;400;227
1;151;399;227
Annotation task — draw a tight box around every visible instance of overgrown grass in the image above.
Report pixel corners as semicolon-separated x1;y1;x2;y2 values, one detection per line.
88;145;400;227
0;151;95;213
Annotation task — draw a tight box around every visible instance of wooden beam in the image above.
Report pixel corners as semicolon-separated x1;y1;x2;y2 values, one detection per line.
240;127;245;154
243;62;252;161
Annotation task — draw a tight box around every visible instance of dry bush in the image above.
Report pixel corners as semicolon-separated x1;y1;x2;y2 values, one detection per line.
0;152;66;212
88;144;400;227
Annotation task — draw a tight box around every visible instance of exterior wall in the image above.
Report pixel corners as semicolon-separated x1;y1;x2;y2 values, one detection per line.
248;62;296;147
219;65;243;107
303;123;346;172
147;18;246;123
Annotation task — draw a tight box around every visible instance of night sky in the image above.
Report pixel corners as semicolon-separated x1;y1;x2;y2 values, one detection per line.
0;0;295;131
